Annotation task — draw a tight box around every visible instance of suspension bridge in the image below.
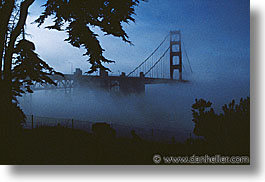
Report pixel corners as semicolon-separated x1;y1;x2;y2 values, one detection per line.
32;30;193;94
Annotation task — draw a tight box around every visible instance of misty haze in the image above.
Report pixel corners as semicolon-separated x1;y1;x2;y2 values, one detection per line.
19;71;249;142
0;0;250;164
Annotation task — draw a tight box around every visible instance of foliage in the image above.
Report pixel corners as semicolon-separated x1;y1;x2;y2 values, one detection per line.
0;0;143;131
191;97;250;154
35;0;142;73
12;39;62;97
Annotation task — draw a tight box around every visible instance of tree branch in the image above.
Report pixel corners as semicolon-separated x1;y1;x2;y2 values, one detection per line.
3;0;34;78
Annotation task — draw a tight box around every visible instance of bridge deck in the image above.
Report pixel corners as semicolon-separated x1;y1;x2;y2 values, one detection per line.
48;74;188;84
31;73;189;93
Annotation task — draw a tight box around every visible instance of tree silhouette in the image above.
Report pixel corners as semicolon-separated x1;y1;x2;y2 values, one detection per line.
191;99;220;143
35;0;142;73
191;97;250;154
1;0;57;137
0;0;143;137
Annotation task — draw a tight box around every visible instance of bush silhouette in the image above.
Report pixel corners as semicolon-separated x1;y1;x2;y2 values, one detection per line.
92;123;116;140
191;97;250;155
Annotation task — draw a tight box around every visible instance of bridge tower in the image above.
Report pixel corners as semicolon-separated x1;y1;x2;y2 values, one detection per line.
170;30;182;80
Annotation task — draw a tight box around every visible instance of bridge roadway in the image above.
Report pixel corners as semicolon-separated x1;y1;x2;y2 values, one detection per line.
31;68;188;94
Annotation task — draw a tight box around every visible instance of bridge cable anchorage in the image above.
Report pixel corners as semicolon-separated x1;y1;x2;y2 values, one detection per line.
144;47;170;76
127;33;170;77
183;41;193;73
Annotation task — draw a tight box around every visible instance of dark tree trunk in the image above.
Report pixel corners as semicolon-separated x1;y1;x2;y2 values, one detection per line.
0;0;15;78
0;0;34;134
2;0;34;102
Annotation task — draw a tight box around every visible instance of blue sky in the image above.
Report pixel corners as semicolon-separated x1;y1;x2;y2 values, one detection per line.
26;0;250;85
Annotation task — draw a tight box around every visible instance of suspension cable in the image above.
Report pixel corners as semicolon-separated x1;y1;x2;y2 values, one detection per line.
183;41;193;73
127;33;169;76
145;47;170;76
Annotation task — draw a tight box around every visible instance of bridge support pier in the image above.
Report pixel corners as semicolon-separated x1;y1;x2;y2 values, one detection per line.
119;72;145;95
73;68;83;87
99;69;109;90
